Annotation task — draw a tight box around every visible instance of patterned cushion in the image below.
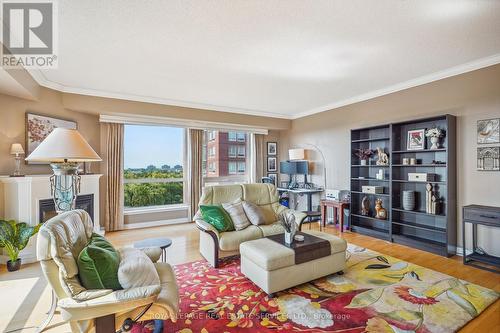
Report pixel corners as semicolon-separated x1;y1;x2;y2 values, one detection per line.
118;247;160;289
222;199;251;231
242;201;266;226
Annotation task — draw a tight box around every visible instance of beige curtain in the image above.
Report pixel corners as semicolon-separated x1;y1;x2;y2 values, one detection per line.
188;129;204;219
103;123;124;231
253;133;265;182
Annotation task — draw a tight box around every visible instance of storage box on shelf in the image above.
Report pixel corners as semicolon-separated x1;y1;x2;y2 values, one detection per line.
350;115;456;256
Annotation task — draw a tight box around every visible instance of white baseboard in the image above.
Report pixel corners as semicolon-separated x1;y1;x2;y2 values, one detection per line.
455;246;473;257
123;218;190;230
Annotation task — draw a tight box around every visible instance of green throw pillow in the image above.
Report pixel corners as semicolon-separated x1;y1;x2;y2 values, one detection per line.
77;233;122;290
200;205;235;232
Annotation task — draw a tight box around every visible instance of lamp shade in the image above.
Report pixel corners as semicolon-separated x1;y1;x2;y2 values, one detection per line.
289;148;305;160
10;143;25;155
25;128;101;163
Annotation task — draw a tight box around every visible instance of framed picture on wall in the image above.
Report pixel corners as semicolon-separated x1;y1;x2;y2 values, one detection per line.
267;142;277;155
407;129;426;150
26;112;77;163
477;118;500;144
267;173;277;186
267;157;277;172
477;147;500;171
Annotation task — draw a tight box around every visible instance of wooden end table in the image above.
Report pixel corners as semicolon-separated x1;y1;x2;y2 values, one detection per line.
320;199;349;232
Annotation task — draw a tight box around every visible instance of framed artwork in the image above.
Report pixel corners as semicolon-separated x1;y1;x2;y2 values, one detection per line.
477;147;499;171
267;173;277;186
267;142;277;156
267;157;277;172
407;129;426;150
26;112;77;163
477;118;500;144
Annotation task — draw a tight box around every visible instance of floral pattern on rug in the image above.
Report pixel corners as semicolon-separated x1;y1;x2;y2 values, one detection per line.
133;244;498;333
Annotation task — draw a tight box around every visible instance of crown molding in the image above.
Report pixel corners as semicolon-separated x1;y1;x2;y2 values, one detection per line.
291;53;500;119
28;53;500;121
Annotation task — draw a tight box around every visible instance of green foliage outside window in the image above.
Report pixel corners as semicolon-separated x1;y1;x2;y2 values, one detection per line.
124;168;183;208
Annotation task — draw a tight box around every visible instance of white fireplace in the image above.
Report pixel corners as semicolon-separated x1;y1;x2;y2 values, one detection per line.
0;174;102;264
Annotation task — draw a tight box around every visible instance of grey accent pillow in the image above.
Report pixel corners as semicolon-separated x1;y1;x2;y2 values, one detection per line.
222;199;251;231
242;201;266;226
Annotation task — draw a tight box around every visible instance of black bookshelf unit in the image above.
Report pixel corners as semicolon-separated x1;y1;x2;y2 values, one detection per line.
350;115;457;256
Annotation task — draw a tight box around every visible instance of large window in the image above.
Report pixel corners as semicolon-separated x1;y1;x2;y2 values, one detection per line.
203;130;249;185
124;125;184;209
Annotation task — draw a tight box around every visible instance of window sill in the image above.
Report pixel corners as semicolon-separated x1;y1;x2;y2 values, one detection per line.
124;204;189;216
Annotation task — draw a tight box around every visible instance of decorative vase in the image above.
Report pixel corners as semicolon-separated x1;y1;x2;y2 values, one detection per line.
285;232;294;245
360;159;367;166
430;136;440;150
7;258;21;272
402;191;416;211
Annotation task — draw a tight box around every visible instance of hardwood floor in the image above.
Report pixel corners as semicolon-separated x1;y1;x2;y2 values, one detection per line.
0;222;498;332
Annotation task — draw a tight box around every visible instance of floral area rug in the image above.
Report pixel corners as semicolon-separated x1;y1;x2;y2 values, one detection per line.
133;244;498;333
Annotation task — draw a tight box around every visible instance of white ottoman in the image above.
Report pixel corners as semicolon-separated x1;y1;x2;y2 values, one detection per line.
240;231;347;296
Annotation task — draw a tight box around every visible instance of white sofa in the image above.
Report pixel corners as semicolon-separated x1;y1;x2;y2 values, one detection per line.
195;183;307;268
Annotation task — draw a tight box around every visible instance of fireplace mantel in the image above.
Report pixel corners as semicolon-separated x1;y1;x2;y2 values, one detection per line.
0;174;102;264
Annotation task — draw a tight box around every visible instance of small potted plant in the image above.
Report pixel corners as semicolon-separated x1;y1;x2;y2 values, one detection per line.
279;212;297;245
425;127;445;150
353;148;374;166
0;220;41;272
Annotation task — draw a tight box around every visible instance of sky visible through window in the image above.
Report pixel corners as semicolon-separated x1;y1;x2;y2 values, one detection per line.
124;125;183;169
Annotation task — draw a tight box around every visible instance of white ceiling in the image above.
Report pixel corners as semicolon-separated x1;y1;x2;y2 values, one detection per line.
27;0;500;119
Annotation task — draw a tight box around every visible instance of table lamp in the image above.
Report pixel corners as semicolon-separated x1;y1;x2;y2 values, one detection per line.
25;128;101;213
10;143;25;177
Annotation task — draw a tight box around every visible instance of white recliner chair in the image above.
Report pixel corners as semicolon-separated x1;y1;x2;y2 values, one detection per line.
36;210;179;333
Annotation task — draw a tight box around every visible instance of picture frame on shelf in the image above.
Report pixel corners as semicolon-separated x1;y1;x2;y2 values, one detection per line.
25;112;77;164
477;118;500;144
267;157;277;172
267;173;277;186
407;129;426;150
267;142;277;155
477;147;499;171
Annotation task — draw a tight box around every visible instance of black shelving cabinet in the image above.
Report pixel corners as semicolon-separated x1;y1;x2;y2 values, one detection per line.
350;115;457;256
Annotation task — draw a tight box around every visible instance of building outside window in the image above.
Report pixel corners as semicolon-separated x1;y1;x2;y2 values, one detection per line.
228;145;237;157
237;145;245;157
123;125;184;209
228;162;237;174
237;161;246;173
203;130;249;185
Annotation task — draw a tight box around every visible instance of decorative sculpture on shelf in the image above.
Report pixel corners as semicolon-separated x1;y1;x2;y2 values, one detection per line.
426;127;445;150
426;183;433;214
426;183;441;214
361;196;370;216
375;198;387;220
375;147;389;165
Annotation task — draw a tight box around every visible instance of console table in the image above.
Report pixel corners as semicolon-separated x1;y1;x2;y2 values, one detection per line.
462;205;500;273
277;187;323;212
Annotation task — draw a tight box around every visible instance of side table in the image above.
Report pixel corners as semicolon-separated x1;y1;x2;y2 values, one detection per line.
134;238;172;262
320;200;349;232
